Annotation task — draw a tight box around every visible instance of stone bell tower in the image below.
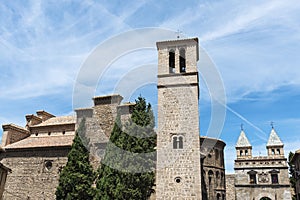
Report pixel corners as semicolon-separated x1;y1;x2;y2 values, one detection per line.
156;38;202;199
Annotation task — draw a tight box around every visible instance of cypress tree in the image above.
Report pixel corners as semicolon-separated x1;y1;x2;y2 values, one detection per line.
56;118;95;200
95;96;156;200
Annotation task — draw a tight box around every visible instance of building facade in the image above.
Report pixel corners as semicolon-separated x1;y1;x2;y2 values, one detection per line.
291;149;300;200
0;111;75;199
233;128;292;200
201;137;226;200
0;162;11;199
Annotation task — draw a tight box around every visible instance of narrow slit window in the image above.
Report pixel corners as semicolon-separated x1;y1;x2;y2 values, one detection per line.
169;50;175;73
179;48;186;73
272;149;275;155
178;136;183;149
173;137;177;149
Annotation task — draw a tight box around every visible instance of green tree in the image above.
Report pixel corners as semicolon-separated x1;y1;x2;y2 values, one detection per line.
56;118;95;200
288;151;297;200
95;96;156;200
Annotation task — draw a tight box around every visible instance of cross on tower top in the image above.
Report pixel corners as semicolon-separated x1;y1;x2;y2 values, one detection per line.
271;121;274;129
176;29;183;39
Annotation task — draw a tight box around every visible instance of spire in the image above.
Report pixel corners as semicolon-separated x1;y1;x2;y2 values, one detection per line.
267;128;283;146
236;130;251;147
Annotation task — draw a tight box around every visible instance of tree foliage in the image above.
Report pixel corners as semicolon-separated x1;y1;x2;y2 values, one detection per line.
95;96;157;200
56;118;95;200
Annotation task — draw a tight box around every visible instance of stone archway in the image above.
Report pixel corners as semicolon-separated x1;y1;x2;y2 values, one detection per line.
260;197;271;200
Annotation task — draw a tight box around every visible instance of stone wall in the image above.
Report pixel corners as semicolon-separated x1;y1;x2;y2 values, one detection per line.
225;174;235;200
1;125;30;146
75;95;125;169
0;148;69;200
156;38;202;200
201;137;226;200
234;156;292;200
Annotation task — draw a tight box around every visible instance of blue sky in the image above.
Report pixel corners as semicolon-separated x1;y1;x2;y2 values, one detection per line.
1;0;300;173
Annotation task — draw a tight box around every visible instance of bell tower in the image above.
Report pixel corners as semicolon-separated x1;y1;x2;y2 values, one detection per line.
156;38;202;199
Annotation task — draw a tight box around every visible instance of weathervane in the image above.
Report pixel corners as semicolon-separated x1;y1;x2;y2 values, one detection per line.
241;123;244;131
271;121;274;129
176;29;183;39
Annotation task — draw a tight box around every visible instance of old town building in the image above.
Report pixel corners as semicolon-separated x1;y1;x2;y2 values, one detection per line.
1;37;293;199
291;149;300;200
231;128;292;200
0;111;75;199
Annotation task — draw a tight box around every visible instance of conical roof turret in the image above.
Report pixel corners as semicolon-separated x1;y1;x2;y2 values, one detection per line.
236;130;251;147
267;128;283;146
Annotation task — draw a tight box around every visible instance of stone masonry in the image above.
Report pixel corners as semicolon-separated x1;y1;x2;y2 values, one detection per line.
0;111;75;200
156;38;202;199
234;128;291;200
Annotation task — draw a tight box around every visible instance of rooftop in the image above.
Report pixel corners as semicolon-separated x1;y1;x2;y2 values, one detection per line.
267;128;283;146
3;134;75;149
32;116;75;127
236;130;251;147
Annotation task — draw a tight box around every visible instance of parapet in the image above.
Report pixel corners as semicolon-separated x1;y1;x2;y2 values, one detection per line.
93;94;123;106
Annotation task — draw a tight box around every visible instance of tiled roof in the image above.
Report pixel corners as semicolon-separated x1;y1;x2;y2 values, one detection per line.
2;123;29;133
4;134;75;149
267;128;283;146
236;130;251;147
32;116;75;127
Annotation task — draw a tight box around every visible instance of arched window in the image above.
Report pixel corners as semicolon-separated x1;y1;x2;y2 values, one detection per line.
169;50;175;73
179;48;186;73
178;136;183;149
208;170;214;185
217;193;221;200
240;150;243;156
245;149;248;155
173;135;184;149
221;172;224;187
277;149;280;155
215;149;219;159
216;171;220;187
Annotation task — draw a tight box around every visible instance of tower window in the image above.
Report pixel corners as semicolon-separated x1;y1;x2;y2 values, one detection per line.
173;135;184;149
169;50;175;73
240;150;243;156
216;171;220;187
272;149;275;155
277;149;280;155
245;150;248;155
179;48;186;73
208;170;214;181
